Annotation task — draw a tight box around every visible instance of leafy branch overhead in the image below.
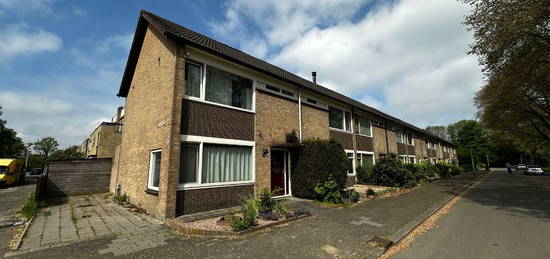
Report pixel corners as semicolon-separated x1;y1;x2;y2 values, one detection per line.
463;0;550;148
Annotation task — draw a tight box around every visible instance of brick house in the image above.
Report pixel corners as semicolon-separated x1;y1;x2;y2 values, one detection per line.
110;10;457;220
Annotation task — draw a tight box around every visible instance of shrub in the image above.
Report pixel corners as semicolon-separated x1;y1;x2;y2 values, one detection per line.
435;162;452;178
114;193;128;204
366;188;376;196
314;178;342;203
285;130;299;143
259;211;279;221
448;164;464;175
228;197;258;232
343;189;360;203
356;165;374;184
371;158;415;187
543;167;550;173
292;139;348;199
258;188;277;214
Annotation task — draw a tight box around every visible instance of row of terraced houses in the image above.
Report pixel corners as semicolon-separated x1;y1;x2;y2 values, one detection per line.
109;10;457;220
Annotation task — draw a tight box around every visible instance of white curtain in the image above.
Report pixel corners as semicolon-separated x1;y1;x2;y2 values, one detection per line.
202;144;252;183
205;66;252;109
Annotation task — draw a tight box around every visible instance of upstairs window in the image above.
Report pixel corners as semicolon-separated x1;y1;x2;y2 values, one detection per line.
357;116;372;136
397;130;405;144
206;66;253;110
407;133;414;145
329;107;351;132
185;61;202;98
264;84;295;98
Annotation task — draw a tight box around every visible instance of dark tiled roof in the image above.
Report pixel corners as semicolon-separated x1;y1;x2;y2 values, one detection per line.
118;10;453;145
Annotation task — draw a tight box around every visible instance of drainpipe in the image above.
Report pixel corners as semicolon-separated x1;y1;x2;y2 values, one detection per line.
384;120;390;157
298;88;303;143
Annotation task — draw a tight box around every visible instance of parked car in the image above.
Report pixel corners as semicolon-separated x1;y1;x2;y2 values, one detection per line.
29;168;44;175
0;159;25;187
515;164;527;171
525;165;544;175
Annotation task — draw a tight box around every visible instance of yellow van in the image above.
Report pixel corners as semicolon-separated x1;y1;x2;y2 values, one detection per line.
0;159;25;187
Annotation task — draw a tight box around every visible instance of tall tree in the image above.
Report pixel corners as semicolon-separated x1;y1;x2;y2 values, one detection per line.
33;137;59;159
0;106;25;157
50;146;84;161
462;0;550;145
425;126;450;141
448;120;490;170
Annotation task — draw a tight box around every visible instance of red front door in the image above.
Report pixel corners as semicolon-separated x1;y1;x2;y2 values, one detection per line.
271;150;286;196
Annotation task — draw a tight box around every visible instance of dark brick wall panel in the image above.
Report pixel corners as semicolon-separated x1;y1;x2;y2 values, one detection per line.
47;159;112;197
407;145;416;155
356;135;374;151
329;130;353;150
181;99;254;141
176;184;254;216
397;143;407;155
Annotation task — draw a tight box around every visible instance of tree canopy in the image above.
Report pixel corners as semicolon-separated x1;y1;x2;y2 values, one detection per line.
463;0;550;147
0;106;25;158
33;137;59;159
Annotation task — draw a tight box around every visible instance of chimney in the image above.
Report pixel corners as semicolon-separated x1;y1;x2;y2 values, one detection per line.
312;71;317;84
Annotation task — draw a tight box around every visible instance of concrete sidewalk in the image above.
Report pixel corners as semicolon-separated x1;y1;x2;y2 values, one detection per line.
5;172;485;259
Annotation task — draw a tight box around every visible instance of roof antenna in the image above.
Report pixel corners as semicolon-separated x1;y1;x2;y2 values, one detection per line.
312;71;317;84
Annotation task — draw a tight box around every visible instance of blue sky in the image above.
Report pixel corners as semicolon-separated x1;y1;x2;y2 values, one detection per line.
0;0;482;148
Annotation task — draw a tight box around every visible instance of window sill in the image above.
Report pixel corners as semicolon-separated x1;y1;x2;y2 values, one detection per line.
329;128;352;134
177;181;254;191
356;133;372;138
145;189;159;196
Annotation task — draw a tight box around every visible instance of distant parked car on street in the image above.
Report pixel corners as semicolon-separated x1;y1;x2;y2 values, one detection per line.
525;165;544;175
29;168;44;175
515;164;527;171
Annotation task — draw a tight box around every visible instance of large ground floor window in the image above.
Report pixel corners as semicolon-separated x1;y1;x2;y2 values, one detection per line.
179;136;254;189
357;152;374;167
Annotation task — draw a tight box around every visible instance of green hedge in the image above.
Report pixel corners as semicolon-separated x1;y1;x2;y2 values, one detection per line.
292;139;348;199
371;158;416;187
368;159;464;188
356;164;374;184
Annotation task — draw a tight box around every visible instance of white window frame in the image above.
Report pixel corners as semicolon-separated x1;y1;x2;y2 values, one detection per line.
356;116;373;137
357;151;375;167
178;135;255;190
345;149;356;175
256;81;297;101
407;133;415;146
147;149;162;191
329;106;352;133
182;57;256;114
397;130;405;144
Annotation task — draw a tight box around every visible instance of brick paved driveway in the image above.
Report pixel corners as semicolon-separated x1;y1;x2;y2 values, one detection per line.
6;194;173;257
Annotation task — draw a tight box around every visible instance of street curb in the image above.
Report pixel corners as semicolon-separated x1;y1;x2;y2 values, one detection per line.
12;213;34;251
372;171;490;258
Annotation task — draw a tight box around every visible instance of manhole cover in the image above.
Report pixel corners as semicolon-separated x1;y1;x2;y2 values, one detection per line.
368;236;394;249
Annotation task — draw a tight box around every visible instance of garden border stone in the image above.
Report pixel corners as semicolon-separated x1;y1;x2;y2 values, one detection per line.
166;213;311;237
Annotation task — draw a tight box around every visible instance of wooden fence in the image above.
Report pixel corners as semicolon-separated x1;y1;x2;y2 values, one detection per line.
46;158;112;197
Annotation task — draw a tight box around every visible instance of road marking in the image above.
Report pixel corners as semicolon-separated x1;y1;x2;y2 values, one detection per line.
350;216;383;227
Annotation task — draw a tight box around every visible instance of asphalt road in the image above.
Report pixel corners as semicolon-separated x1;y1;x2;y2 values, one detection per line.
392;169;550;259
0;180;36;257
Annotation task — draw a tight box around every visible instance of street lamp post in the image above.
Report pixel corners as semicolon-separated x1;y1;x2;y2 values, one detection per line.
25;143;32;171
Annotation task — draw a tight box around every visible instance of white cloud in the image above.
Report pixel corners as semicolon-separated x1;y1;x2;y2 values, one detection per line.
0;0;56;14
98;33;134;53
0;90;120;148
0;24;61;62
72;7;86;17
212;0;482;127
